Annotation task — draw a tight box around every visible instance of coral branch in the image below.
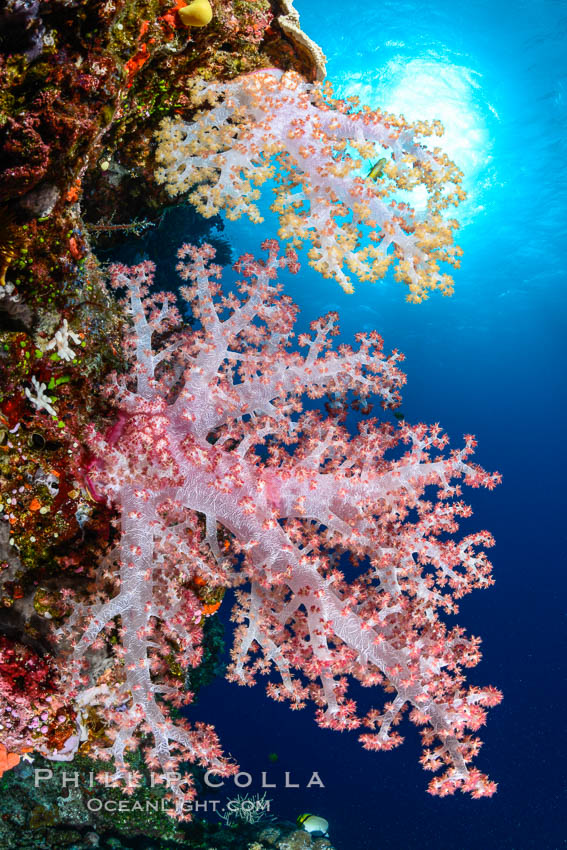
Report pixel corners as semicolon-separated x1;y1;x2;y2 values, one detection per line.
155;70;465;300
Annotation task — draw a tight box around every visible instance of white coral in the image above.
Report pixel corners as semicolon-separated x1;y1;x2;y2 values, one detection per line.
25;376;57;417
44;318;82;361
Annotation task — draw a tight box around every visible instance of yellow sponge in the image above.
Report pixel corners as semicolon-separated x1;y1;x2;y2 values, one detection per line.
178;0;213;27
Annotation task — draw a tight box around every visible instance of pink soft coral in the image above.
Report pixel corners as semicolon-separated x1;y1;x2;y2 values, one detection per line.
67;241;501;811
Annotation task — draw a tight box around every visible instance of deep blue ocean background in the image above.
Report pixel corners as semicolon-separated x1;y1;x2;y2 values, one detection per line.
112;1;567;846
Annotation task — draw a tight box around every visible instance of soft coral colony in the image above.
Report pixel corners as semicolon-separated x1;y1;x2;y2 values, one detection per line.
0;0;501;824
155;68;465;299
53;241;500;813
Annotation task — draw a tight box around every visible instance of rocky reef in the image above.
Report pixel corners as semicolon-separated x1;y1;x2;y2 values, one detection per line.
0;0;325;844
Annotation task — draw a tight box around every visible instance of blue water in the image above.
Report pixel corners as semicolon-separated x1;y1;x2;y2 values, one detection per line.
123;1;567;846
